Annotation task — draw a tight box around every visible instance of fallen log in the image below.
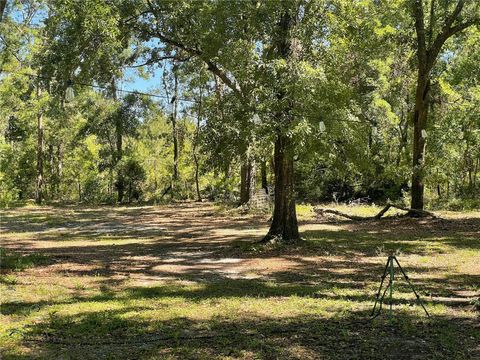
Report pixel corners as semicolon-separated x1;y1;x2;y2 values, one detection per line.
314;203;437;221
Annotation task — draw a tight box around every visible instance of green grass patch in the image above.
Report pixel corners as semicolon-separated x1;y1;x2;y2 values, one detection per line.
0;248;51;272
1;204;479;359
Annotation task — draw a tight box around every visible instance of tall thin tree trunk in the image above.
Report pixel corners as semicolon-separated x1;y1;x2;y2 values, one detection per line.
474;157;479;189
193;90;203;202
396;105;409;166
239;158;256;205
57;143;63;198
112;79;124;203
36;86;44;205
194;152;201;201
261;160;268;192
248;159;256;202
153;160;158;191
240;161;250;205
49;144;55;198
172;67;179;186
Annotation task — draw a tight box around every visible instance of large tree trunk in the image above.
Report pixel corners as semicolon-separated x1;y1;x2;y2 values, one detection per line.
409;0;477;211
35;87;44;205
411;72;429;210
263;134;299;243
262;7;300;243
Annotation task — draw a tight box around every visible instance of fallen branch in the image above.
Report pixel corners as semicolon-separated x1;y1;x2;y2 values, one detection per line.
314;203;437;221
159;184;172;199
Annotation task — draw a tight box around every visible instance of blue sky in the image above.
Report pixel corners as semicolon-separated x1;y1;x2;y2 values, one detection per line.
10;4;164;96
121;68;163;94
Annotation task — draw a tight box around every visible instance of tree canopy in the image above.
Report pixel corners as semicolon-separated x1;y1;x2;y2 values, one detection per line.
1;0;479;242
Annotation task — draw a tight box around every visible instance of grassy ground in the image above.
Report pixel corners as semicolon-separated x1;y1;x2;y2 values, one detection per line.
0;202;479;359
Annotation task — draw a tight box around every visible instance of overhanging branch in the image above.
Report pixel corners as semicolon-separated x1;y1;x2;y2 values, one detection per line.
144;0;244;101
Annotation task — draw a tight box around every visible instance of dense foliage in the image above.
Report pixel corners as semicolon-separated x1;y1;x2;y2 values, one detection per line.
1;0;479;215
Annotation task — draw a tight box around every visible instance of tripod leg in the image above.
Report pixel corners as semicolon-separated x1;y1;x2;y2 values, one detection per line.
389;256;394;321
393;257;430;317
371;256;392;317
371;278;392;320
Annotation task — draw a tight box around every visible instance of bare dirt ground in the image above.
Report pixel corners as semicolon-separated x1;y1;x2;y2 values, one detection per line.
1;202;479;359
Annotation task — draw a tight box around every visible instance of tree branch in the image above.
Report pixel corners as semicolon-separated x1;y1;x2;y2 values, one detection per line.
413;0;428;68
444;0;465;30
448;18;480;36
427;0;436;46
127;54;192;68
144;0;244;101
314;203;438;221
427;0;478;69
154;30;244;100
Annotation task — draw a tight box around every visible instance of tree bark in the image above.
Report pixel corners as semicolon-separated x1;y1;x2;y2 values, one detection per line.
410;0;479;211
248;159;256;202
261;160;268;192
49;143;55;198
262;7;300;243
194;151;201;201
410;71;429;210
112;79;124;203
240;160;254;205
172;67;179;183
193;89;203;202
57;143;63;198
474;158;479;189
263;134;299;243
240;164;247;204
35;86;44;205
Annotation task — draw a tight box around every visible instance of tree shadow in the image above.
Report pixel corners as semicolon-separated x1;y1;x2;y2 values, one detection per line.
4;295;479;360
302;216;480;256
2;204;479;359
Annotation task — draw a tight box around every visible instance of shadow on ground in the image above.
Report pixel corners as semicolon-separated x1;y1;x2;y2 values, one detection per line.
3;294;479;360
1;203;479;359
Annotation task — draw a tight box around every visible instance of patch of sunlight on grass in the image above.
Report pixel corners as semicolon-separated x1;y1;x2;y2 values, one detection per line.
331;203;404;217
296;203;315;220
438;210;480;219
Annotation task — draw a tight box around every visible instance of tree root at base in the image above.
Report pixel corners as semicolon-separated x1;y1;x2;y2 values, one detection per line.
257;233;303;245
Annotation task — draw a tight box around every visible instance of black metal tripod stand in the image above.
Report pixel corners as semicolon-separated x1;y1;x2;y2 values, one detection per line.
370;255;429;320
